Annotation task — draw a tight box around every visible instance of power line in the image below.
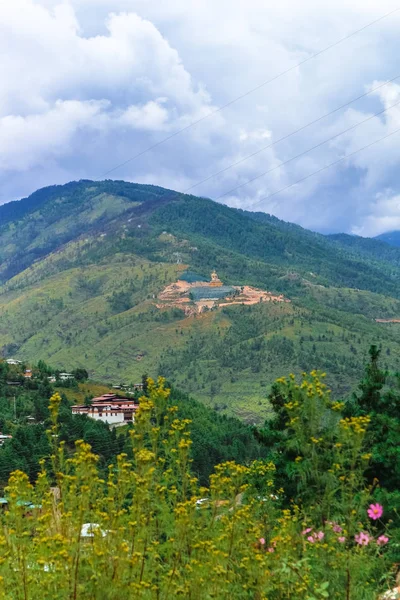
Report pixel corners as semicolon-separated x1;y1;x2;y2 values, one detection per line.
245;125;400;211
184;76;400;196
101;6;400;177
214;97;400;200
100;88;400;211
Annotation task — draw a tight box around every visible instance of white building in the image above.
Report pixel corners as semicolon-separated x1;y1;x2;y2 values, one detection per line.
71;394;138;425
6;359;22;365
59;372;74;381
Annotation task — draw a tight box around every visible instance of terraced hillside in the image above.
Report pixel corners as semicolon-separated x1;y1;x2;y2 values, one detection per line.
1;180;400;422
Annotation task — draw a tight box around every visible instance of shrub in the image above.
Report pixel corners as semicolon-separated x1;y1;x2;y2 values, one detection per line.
0;377;395;599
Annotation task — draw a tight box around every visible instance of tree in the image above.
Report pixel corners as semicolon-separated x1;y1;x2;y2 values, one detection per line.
345;345;386;416
37;360;51;376
141;373;149;395
345;345;400;514
72;368;89;382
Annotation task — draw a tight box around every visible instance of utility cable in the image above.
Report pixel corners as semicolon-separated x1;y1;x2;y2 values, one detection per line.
101;7;400;177
247;125;400;210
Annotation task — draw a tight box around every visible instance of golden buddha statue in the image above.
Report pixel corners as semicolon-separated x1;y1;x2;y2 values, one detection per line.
210;270;223;287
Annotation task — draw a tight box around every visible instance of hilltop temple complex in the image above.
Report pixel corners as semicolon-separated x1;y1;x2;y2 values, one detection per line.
157;270;289;316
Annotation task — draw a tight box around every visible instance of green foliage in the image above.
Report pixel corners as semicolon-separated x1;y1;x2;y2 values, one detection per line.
0;362;266;489
107;289;135;313
152;195;400;297
346;345;387;415
344;347;400;518
73;368;89;382
168;387;267;485
0;378;395;599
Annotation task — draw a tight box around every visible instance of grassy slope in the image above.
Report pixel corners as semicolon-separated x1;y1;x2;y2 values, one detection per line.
57;382;116;404
2;180;400;422
2;247;400;422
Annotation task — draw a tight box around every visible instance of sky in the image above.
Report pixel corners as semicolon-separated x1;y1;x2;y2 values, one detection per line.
1;0;400;235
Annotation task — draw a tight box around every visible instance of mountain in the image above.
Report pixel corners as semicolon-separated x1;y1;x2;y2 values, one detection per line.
1;180;400;423
375;231;400;247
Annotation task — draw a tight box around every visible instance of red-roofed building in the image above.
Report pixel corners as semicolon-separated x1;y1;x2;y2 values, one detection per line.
71;394;138;426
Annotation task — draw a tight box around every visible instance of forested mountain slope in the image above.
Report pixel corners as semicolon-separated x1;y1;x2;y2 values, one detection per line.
1;180;400;421
376;230;400;247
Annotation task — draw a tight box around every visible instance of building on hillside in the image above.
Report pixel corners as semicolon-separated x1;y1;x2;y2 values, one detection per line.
209;270;223;287
59;372;74;381
24;369;32;379
6;359;22;366
0;434;12;447
113;383;144;392
71;394;138;426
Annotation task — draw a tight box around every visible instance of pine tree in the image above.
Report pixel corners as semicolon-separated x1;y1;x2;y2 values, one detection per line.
344;344;386;416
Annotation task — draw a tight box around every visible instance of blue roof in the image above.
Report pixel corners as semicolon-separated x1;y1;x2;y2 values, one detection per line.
190;286;235;300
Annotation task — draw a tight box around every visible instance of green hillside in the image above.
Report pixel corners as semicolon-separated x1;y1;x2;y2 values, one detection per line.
376;230;400;247
1;180;400;422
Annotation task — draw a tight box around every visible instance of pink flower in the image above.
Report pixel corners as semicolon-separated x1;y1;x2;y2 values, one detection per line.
367;503;383;520
267;547;275;553
332;524;342;533
355;532;371;546
307;531;324;543
338;536;346;543
259;538;266;545
377;535;389;546
302;528;313;535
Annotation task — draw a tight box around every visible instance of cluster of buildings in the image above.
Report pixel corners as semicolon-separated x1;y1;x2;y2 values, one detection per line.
5;360;74;383
4;358;143;427
71;393;139;426
25;370;73;381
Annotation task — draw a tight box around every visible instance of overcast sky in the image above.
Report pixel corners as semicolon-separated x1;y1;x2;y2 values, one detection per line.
1;0;400;235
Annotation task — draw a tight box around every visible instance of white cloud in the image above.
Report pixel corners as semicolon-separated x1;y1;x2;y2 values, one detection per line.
0;100;106;171
118;100;169;131
1;0;400;235
352;190;400;237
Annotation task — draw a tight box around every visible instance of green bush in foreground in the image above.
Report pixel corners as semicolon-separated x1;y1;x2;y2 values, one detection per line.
0;376;396;599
